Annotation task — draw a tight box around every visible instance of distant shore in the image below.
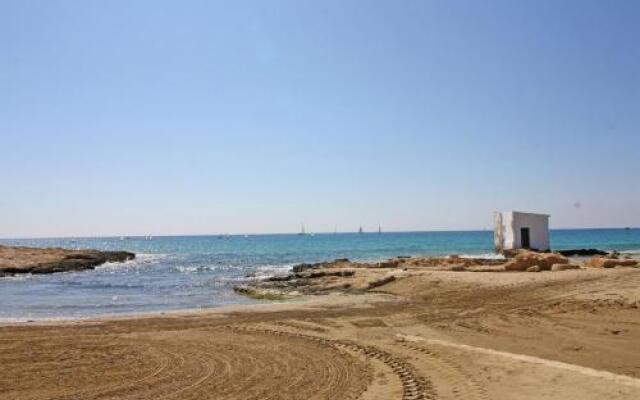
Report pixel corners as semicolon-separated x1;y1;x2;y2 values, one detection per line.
0;245;134;276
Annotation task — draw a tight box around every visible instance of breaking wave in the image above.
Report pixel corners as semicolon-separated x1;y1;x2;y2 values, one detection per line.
459;253;505;260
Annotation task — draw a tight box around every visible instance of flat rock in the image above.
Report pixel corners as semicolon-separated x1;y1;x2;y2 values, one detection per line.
585;257;638;269
0;245;135;276
557;249;608;257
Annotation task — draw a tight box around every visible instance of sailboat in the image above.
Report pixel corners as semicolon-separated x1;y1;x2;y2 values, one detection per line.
378;224;382;234
298;223;307;236
358;226;363;234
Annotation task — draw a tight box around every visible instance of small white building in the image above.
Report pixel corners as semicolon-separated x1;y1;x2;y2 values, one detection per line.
494;211;550;253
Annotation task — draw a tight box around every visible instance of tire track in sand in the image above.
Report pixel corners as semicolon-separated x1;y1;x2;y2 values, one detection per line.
224;325;437;400
397;343;487;400
398;336;640;389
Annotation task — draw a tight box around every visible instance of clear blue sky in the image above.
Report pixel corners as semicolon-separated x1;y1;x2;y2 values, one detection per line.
1;0;639;237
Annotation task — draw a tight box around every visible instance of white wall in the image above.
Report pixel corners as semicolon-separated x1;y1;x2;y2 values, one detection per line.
495;211;550;252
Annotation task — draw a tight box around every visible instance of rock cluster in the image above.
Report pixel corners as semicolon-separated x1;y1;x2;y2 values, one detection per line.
233;250;639;301
292;258;356;273
504;251;570;271
557;249;608;257
400;255;504;269
584;257;638;269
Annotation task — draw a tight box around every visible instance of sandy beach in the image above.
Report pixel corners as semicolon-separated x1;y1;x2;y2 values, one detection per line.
2;257;639;400
4;1;639;398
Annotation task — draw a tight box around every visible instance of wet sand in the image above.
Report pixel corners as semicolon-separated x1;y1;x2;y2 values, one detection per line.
1;263;639;399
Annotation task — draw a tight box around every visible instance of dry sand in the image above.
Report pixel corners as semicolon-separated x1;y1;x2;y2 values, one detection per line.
1;263;639;399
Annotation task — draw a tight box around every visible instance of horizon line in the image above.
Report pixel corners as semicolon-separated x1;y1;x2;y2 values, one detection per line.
1;226;638;241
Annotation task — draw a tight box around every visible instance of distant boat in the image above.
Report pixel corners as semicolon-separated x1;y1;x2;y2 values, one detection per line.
119;236;125;241
358;226;363;234
298;223;307;236
378;224;382;234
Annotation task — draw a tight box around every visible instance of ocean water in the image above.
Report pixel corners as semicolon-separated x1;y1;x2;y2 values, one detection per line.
1;229;639;321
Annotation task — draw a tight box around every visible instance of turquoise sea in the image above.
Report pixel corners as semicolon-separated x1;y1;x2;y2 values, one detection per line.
1;229;639;321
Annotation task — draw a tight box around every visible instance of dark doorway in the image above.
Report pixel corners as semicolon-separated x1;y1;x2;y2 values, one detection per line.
520;227;531;249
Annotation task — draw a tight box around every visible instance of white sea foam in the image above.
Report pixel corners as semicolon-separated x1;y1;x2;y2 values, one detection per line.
97;253;168;271
0;315;93;324
174;263;295;277
0;273;35;281
175;265;216;274
459;253;505;260
215;275;252;283
250;263;296;279
620;249;640;255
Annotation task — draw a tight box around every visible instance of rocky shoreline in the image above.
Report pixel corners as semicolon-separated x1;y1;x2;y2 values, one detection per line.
0;245;135;276
4;253;640;400
234;250;639;300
